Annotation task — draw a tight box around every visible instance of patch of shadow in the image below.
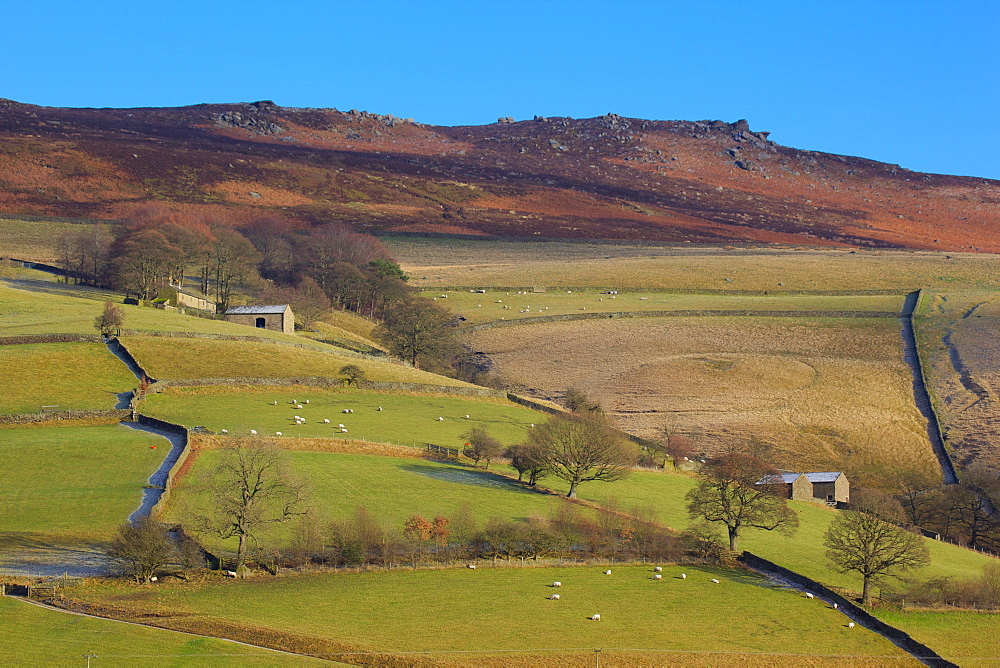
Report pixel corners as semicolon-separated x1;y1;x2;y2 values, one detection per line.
400;463;541;494
114;390;133;409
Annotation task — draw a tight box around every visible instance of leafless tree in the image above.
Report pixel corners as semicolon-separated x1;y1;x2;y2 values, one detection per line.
528;415;635;499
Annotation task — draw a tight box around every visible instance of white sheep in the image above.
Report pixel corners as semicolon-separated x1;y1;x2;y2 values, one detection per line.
294;404;303;410
591;614;601;621
680;573;687;579
377;406;383;411
249;430;257;435
342;409;350;413
549;594;560;600
654;566;663;572
464;414;470;419
150;576;157;582
291;399;296;404
552;581;562;587
224;570;237;577
221;429;228;434
847;622;855;629
294;415;301;421
304;400;309;404
805;592;815;599
467;564;476;569
833;603;839;609
437;417;444;421
338;423;346;428
710;579;720;584
349;409;354;413
340;428;348;433
275;432;282;437
272;401;278;405
604;570;612;575
323;419;330;424
654;574;662;580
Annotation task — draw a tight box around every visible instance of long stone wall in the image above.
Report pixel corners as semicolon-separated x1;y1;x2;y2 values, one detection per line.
0;333;104;345
0;409;130;425
151;376;504;398
739;551;956;667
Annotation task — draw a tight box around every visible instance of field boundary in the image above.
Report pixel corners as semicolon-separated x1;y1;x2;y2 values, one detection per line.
0;333;105;345
441;287;909;296
465;309;902;331
739;552;957;668
900;290;959;485
0;408;130;424
149;377;500;397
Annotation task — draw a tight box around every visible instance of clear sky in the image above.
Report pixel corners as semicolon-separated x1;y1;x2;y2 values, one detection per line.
5;0;998;180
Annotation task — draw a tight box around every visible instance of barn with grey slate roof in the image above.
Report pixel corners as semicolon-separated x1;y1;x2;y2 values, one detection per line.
224;304;294;334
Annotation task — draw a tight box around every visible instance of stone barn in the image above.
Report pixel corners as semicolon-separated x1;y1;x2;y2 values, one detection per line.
757;471;850;506
224;304;294;334
174;287;216;313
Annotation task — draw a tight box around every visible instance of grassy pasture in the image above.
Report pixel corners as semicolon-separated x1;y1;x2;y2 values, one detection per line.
0;342;135;414
469;315;938;487
429;288;904;325
0;281;332;349
125;337;473;386
60;565;913;666
142;386;537;444
0;597;322;667
388;237;1000;292
0;218;83;262
875;610;1000;665
0;424;164;543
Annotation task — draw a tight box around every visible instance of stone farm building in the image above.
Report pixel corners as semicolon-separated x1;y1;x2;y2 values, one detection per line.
173;286;216;313
757;471;850;506
224;304;295;334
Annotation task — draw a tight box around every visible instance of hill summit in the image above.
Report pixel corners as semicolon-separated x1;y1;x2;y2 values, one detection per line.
0;98;997;251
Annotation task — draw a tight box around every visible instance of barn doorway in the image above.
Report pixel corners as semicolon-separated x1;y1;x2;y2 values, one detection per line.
255;317;266;328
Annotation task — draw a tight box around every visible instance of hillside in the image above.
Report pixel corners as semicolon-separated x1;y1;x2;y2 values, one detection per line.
1;98;998;251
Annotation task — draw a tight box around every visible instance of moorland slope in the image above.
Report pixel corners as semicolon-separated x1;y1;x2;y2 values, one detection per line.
1;98;998;250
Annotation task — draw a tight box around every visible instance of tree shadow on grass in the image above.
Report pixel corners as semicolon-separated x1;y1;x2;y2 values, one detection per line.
400;462;549;496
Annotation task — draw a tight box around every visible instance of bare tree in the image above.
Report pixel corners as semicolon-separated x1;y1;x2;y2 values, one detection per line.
505;442;549;486
94;301;125;337
462;427;503;469
192;439;306;576
373;296;458;369
825;489;930;605
105;517;174;584
528;416;635;499
686;452;798;552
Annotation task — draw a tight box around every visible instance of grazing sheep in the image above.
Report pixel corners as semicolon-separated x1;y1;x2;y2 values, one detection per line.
221;429;228;434
654;566;663;572
249;430;257;435
295;404;303;410
591;614;601;621
805;592;815;599
654;574;663;580
224;571;237;577
711;579;720;584
338;424;346;428
833;603;839;609
342;409;350;414
272;401;278;405
341;428;348;433
294;415;301;421
529;423;534;428
604;570;612;575
549;594;560;600
304;400;309;404
437;417;444;421
377;406;383;411
847;622;855;629
464;414;470;419
348;409;354;413
323;419;330;424
552;581;562;587
150;576;157;582
275;432;283;437
467;564;476;569
291;399;296;404
680;574;687;579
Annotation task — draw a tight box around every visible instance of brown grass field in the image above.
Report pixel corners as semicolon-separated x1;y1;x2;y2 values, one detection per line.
470;316;938;488
389;238;1000;292
915;289;1000;470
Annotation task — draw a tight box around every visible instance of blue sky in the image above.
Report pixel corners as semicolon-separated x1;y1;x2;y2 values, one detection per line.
5;0;998;179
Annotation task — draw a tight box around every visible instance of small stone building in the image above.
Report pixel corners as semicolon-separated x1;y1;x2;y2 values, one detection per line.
758;471;850;505
174;287;216;314
224;304;295;334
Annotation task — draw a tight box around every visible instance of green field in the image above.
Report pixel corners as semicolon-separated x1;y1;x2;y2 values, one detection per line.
427;289;905;325
0;342;134;414
0;218;84;262
60;565;913;666
123;337;472;386
0;597;321;667
0;424;165;543
143;387;538;444
876;610;1000;665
